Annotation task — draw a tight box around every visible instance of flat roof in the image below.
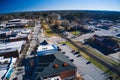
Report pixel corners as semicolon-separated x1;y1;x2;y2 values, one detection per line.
37;44;57;52
23;52;76;80
0;70;7;79
0;40;26;54
0;58;11;79
0;29;31;38
0;57;17;79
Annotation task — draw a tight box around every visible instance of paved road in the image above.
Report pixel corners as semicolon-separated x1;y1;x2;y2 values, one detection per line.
26;21;41;58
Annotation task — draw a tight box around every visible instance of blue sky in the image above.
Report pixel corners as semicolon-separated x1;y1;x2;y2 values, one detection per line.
0;0;120;14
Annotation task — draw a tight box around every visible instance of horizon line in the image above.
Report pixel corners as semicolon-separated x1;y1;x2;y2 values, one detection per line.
0;9;120;15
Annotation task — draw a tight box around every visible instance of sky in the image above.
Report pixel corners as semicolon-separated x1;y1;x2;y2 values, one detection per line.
0;0;120;14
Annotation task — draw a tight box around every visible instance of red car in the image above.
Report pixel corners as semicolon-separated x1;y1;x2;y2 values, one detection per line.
71;50;75;53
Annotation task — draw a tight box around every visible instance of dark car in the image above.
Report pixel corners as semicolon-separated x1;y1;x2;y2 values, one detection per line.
62;43;66;46
71;50;75;53
70;59;74;62
66;56;69;58
62;52;66;54
74;51;80;55
57;46;61;51
86;61;91;64
77;55;81;57
107;76;113;80
71;36;77;39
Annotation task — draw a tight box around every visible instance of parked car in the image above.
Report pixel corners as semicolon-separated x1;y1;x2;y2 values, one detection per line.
77;55;81;57
66;56;69;58
62;43;66;46
74;51;80;55
62;52;66;54
70;59;74;62
86;61;91;64
71;49;75;53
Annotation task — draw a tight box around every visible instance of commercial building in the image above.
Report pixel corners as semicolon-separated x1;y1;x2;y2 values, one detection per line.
0;57;17;80
0;29;31;43
0;24;5;29
6;19;29;28
92;35;120;53
0;40;26;58
37;40;58;56
23;52;77;80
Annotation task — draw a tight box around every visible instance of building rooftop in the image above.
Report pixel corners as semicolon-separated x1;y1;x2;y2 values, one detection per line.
0;29;31;42
8;19;28;24
0;40;26;54
94;35;119;47
23;52;76;80
37;40;58;56
0;57;17;80
37;44;57;52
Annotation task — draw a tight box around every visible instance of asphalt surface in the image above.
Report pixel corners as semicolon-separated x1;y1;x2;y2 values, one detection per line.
59;30;120;77
48;36;108;80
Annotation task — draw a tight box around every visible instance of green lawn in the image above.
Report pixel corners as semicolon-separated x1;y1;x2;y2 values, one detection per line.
81;44;119;67
112;37;120;43
71;31;81;36
45;30;57;37
42;22;57;37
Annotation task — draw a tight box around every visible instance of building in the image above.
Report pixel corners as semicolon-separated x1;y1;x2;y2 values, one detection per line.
37;40;58;56
6;19;29;28
0;57;17;80
0;24;5;29
92;35;120;53
0;40;26;58
23;52;77;80
9;30;29;42
44;76;62;80
0;32;6;39
0;29;31;43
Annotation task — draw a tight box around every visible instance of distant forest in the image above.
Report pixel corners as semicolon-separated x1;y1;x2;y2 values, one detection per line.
0;10;120;21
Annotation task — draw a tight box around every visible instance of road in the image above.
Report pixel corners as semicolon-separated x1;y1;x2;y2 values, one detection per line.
26;20;41;58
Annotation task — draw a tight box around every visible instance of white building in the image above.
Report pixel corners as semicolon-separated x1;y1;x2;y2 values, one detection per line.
0;57;17;80
6;19;29;28
0;40;26;58
0;24;5;29
37;40;58;56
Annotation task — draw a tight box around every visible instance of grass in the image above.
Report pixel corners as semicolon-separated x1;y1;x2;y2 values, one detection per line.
112;37;120;43
42;22;57;37
80;50;120;80
42;24;49;30
60;41;120;80
58;41;79;51
71;31;81;36
81;44;119;67
45;30;57;37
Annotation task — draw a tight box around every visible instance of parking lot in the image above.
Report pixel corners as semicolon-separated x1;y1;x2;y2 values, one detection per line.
48;36;108;80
